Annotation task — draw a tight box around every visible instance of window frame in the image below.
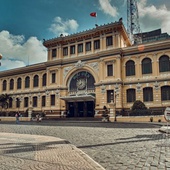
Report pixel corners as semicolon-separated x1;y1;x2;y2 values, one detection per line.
63;47;68;56
10;79;14;90
33;96;37;107
70;45;75;54
52;48;57;58
24;97;29;107
94;40;100;50
161;86;170;101
86;41;91;51
78;43;83;53
126;60;135;76
17;78;22;89
127;89;136;103
159;55;170;72
107;90;114;103
42;74;46;86
106;36;113;46
142;58;152;74
25;76;30;88
33;75;39;87
2;80;7;91
143;87;153;102
51;94;55;106
42;96;46;107
51;73;56;83
107;64;113;76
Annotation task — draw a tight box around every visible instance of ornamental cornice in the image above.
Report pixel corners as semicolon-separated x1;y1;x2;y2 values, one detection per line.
88;62;99;72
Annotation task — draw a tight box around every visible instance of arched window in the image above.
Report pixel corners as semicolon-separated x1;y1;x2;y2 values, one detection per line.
143;87;153;102
17;78;22;89
10;79;14;90
69;71;95;92
2;80;7;91
42;73;46;86
33;75;39;87
126;60;135;76
159;55;170;72
161;86;170;101
25;76;30;88
142;58;152;74
127;89;136;103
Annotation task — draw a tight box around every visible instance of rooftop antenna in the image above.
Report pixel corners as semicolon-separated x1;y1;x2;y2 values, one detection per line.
127;0;142;44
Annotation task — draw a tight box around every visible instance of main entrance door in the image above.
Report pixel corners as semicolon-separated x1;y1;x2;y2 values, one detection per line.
68;101;95;117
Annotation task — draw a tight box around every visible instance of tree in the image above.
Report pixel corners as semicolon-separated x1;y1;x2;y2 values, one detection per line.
130;100;150;116
0;94;11;109
131;100;147;111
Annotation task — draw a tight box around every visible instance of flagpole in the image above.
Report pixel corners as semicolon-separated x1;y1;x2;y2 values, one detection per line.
90;12;97;26
96;14;98;26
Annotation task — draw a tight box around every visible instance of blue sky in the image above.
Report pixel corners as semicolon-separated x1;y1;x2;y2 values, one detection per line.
0;0;170;71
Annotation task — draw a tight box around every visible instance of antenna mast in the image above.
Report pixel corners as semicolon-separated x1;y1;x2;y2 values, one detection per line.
127;0;141;44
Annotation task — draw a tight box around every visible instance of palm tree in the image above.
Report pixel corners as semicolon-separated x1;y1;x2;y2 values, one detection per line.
0;94;11;109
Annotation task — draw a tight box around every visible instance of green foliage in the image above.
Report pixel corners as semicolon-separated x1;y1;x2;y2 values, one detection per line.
131;100;147;111
0;93;11;109
130;100;151;116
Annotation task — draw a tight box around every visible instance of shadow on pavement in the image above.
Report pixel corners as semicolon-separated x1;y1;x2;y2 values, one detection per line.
77;133;164;149
0;120;162;129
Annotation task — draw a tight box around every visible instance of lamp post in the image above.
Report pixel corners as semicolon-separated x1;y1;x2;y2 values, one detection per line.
114;90;118;122
108;92;115;122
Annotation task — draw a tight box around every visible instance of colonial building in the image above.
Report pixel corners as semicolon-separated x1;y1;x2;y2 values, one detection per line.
0;20;170;118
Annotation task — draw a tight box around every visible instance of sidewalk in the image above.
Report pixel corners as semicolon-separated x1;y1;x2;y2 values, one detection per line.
0;133;105;170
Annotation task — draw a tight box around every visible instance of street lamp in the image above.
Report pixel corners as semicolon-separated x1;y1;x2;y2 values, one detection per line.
114;90;119;122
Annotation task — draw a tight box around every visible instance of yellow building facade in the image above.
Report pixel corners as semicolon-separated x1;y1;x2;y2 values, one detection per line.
0;21;170;118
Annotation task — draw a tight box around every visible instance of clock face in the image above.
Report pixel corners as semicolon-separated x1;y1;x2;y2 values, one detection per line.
77;78;86;90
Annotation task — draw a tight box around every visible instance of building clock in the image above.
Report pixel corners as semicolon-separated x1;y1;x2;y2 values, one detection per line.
76;78;86;90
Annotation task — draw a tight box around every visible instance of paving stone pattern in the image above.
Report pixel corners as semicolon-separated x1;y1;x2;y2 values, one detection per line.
0;121;169;170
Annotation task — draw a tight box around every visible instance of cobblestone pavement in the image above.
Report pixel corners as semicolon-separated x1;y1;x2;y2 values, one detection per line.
0;121;169;170
0;132;104;170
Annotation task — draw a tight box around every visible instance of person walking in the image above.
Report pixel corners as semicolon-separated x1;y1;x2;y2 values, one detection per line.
15;112;20;124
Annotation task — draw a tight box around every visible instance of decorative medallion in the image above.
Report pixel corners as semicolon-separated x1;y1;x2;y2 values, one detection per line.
74;60;85;69
76;78;86;90
154;81;159;90
136;83;142;92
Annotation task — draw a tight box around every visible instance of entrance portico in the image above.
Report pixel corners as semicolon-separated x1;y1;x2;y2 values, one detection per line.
60;94;95;117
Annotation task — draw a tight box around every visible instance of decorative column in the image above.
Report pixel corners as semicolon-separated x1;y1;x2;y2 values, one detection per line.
28;93;33;118
109;92;115;119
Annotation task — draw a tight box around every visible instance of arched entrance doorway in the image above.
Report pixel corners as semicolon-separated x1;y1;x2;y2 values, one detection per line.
61;71;95;117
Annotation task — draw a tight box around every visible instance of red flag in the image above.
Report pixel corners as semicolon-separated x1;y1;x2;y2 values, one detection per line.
90;12;97;17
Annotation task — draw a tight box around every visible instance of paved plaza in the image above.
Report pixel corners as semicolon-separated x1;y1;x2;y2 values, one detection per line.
0;120;170;170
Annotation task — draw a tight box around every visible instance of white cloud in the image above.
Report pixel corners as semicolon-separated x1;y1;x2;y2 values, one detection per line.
98;0;118;17
0;30;47;71
0;59;25;71
138;0;170;34
49;17;79;36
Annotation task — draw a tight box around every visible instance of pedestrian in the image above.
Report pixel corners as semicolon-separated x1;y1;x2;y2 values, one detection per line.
102;106;110;122
15;112;20;124
36;114;40;122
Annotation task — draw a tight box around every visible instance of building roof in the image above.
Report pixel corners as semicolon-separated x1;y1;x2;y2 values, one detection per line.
135;29;170;44
43;20;131;48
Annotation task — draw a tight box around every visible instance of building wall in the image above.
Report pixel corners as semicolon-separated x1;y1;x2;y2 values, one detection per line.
0;22;170;117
